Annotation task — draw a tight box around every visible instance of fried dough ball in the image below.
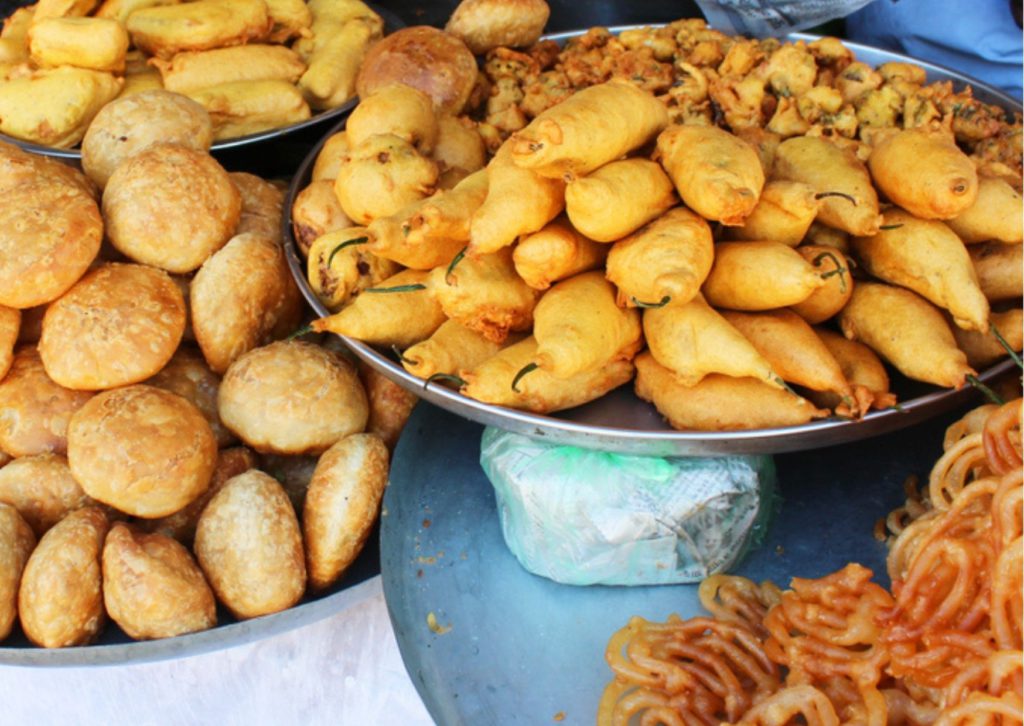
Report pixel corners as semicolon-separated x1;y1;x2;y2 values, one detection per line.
304;433;388;590
230;171;285;241
18;507;108;648
357;362;419;452
39;263;185;391
102;522;217;640
445;0;550;55
356;26;478;114
0;503;34;642
0;306;17;380
190;233;298;374
345;83;439;153
0;347;94;458
218;341;369;456
81;89;213;189
145;347;233;448
0;454;96;537
291;179;353;256
0;179;102;309
259;453;318;511
194;470;306;619
67;385;218;518
103;143;242;274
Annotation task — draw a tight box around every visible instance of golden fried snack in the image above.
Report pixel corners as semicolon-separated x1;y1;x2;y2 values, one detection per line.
367;169;488;270
0;454;95;537
304;433;388;590
513;216;608;290
810;328;896;413
0;305;16;380
0;503;34;642
346;83;439;153
461;336;635;414
0;348;93;458
565;159;677;242
312;268;447;348
643;294;781;389
68;385;217;518
605;207;714;308
0;67;121;147
852;209;990;332
635;352;827;431
356;362;418;452
115;52;164;98
18;506;108;648
39;263;185;390
230;171;285;240
291;179;353;255
788;245;853;325
103;143;241;273
947;176;1023;245
703;241;826;311
81;89;213;189
102;522;217;640
970;242;1023;302
311;130;349;181
468;141;565;256
27;17;128;72
191;233;297;373
334;133;439;225
297;0;382;109
94;0;178;24
126;0;272;60
655;124;764;226
772;136;882;236
433;115;486;176
952;308;1023;369
725;181;820;246
803;220;850;254
145;347;233;448
0;181;101;309
218;341;369;456
356;25;477;114
34;0;99;18
868;127;979;220
141;446;256;545
294;0;382;60
444;0;549;55
151;44;306;94
428;247;539;343
187;79;311;141
532;271;642;378
722;310;856;415
194;470;305;619
839;281;975;388
400;319;509;380
307;228;400;311
511;81;669;180
264;0;312;42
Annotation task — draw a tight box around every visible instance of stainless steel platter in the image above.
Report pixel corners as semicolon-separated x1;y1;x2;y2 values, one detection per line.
0;3;405;160
283;28;1021;456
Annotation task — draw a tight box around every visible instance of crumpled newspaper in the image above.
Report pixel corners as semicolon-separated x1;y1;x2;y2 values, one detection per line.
480;427;776;586
695;0;875;37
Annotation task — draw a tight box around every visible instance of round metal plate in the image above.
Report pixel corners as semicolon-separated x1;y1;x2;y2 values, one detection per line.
283;29;1021;456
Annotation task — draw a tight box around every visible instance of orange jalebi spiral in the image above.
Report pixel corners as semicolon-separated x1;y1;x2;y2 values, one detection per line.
932;691;1024;726
724;685;840;726
697;575;782;640
944;650;1024;707
983;400;1023;477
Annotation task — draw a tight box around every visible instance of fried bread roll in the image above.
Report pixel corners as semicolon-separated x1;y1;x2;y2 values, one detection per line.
186;79;311;141
852;209;989;332
702;241;826;311
868;127;978;220
461;336;635;414
605;207;714;308
151;44;306;94
772;136;882;236
513;217;608;290
126;0;272;60
0;504;34;642
724;180;819;246
532;271;642;378
264;0;312;42
643;294;782;389
299;13;381;110
510;81;669;180
838;281;975;389
312;269;447;348
565;159;678;242
655;124;765;226
635;352;827;431
346;83;438;153
94;0;179;25
0;67;122;147
28;17;129;72
307;228;399;311
947;175;1023;245
468;141;565;256
39;263;185;390
0;454;95;536
444;0;549;54
34;0;99;18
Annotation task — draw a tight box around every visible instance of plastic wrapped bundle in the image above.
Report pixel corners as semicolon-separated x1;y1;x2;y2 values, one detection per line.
480;428;776;586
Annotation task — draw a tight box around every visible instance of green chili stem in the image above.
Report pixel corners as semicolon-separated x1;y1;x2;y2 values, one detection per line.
815;191;857;206
364;284;427;293
511;362;539;392
426;372;467;388
445;246;467;285
812;250;848;293
391;345;417;366
630;295;671;309
773;375;798;396
326;236;368;266
879;224;904;231
990;323;1023;369
286;324;313;340
966;374;1005;405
